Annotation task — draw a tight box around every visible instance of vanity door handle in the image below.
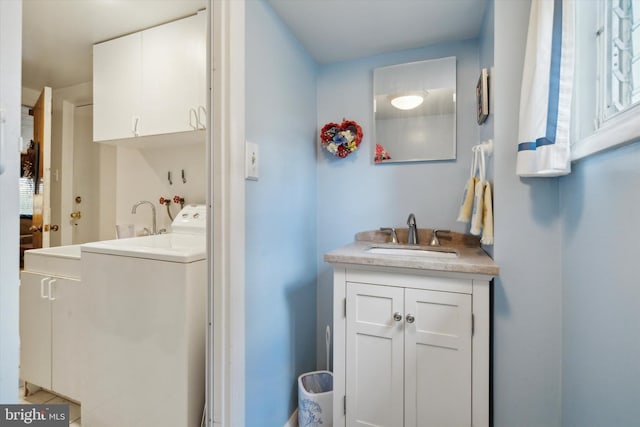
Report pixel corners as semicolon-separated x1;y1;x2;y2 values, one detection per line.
393;312;403;322
48;279;57;301
406;314;415;324
40;277;50;299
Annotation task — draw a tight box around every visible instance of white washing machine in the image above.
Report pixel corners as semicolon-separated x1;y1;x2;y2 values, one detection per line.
80;205;206;427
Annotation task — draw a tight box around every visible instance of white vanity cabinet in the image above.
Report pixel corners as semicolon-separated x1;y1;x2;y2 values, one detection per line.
330;265;493;427
93;11;206;143
20;271;83;400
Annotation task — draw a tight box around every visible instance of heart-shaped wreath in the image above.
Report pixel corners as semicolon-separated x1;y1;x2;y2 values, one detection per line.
320;119;363;158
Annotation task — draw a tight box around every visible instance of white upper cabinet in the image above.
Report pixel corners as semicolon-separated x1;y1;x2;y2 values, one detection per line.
141;12;206;136
93;32;142;142
93;11;206;143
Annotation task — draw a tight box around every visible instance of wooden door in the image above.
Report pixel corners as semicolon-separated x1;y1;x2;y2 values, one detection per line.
404;289;472;427
30;87;52;248
346;283;404;427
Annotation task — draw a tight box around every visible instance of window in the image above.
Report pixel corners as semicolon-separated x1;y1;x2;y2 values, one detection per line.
599;0;640;124
19;178;34;216
572;0;640;159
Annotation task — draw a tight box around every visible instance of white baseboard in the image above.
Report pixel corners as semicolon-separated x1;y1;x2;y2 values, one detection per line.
284;409;298;427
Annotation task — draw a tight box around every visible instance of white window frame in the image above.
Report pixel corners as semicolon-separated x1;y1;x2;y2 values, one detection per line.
571;0;640;161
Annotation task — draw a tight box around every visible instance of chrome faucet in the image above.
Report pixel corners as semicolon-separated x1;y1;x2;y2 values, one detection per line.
380;227;399;244
131;200;157;235
430;229;450;246
407;213;418;245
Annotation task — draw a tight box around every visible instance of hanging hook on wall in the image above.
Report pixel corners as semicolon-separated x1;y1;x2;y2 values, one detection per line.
168;171;173;185
181;169;186;184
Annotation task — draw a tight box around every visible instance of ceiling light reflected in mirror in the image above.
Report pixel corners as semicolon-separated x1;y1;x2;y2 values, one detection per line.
390;94;425;111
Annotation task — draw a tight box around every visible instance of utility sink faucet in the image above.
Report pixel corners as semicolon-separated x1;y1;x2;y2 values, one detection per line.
407;213;418;245
131;200;157;235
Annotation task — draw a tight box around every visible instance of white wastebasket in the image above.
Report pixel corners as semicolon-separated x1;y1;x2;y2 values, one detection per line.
298;370;333;427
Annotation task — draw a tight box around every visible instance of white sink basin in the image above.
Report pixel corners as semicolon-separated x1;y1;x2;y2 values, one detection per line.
366;246;458;258
81;233;205;262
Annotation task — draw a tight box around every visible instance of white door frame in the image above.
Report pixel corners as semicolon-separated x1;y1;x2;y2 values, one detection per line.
0;0;22;403
207;1;245;426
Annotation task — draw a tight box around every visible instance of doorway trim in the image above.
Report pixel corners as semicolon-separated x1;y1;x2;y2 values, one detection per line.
208;1;246;426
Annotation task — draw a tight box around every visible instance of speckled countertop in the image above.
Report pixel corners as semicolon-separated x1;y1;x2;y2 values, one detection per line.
324;229;499;277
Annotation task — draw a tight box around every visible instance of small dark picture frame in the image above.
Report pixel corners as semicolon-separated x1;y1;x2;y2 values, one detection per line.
477;68;489;125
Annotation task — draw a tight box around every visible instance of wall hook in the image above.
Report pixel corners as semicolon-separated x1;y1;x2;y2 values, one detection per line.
181;169;186;184
168;171;173;185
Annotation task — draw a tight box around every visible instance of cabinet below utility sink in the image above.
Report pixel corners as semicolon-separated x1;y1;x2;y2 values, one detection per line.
20;245;83;401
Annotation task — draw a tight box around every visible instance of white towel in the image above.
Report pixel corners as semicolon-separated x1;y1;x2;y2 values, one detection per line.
457;176;477;223
516;0;575;177
470;178;485;236
481;181;494;245
457;148;478;223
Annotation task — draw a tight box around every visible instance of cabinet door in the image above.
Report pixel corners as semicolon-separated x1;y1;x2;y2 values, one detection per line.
346;283;404;427
20;272;52;389
93;32;142;142
404;289;472;427
51;277;82;400
141;12;206;136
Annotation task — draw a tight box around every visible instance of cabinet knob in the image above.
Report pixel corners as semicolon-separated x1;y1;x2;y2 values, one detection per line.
393;312;403;322
406;314;415;324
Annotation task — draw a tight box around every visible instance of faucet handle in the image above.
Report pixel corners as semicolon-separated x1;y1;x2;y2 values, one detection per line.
380;227;398;244
430;229;450;246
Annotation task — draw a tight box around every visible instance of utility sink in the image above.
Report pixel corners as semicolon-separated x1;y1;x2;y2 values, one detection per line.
366;246;458;259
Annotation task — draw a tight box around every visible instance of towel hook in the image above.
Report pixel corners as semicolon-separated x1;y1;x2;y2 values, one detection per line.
480;139;494;156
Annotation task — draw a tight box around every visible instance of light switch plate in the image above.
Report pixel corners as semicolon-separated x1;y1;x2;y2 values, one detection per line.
245;141;259;180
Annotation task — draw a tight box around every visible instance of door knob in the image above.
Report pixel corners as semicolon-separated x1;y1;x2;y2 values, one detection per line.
70;211;82;219
50;224;59;231
29;225;42;232
393;312;403;322
406;314;415;324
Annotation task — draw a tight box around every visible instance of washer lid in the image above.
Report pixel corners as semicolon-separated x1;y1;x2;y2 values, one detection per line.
172;204;207;234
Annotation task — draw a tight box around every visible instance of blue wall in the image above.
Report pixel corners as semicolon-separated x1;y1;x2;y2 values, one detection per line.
493;1;564;426
560;142;640;426
247;3;640;426
245;2;318;424
315;40;482;368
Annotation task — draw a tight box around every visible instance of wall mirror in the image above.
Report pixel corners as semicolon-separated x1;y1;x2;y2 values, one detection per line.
373;56;456;163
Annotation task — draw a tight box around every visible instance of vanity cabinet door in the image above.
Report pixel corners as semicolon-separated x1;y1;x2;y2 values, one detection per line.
346;283;404;427
20;272;53;389
404;288;472;427
345;282;473;427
